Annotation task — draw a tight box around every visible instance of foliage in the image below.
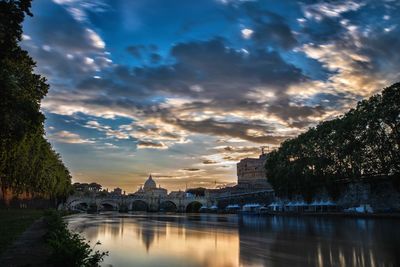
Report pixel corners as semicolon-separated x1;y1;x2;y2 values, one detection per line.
0;0;71;200
45;211;108;267
266;83;400;201
0;0;46;141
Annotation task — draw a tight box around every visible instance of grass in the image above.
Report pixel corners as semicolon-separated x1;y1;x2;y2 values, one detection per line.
0;209;44;254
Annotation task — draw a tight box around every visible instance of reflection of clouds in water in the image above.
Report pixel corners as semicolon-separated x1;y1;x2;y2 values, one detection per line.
65;214;400;267
66;214;240;267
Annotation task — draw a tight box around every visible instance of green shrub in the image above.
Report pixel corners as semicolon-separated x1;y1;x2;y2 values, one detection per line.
45;211;108;267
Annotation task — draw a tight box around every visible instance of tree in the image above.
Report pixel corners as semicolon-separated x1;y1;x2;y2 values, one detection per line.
0;0;48;141
0;0;71;202
266;83;400;200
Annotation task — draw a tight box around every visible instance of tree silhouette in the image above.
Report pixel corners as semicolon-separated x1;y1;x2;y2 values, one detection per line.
266;83;400;201
0;0;71;202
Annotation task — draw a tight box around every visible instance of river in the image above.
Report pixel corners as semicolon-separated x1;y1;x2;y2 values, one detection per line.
65;213;399;267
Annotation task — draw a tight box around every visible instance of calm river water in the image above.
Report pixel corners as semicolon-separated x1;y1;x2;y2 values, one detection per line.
65;213;399;267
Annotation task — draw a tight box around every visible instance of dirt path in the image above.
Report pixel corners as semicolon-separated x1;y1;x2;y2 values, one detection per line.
0;217;51;267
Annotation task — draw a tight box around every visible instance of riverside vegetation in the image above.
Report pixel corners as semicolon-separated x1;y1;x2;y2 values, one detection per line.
266;83;400;201
0;1;107;265
45;211;108;267
0;0;71;201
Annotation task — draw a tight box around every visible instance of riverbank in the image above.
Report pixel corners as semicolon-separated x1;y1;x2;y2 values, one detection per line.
0;216;51;267
0;209;44;254
0;210;107;267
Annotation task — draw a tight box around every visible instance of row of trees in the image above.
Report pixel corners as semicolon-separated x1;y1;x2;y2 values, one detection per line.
0;0;72;201
266;83;400;201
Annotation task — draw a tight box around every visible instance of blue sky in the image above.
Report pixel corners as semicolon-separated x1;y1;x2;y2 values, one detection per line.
21;0;400;192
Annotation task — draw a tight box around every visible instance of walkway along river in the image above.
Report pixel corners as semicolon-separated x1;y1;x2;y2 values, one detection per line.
65;212;400;267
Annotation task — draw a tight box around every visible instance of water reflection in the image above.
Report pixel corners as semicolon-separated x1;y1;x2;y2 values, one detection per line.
66;213;399;267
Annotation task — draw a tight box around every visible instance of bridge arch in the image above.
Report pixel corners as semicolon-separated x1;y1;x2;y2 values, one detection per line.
130;200;149;211
186;201;203;213
69;201;89;211
159;200;178;212
99;201;118;211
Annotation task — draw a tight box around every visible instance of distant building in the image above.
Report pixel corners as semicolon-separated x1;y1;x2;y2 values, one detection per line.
236;153;272;190
113;187;122;195
205;149;273;199
88;182;102;192
133;174;168;197
73;182;102;193
72;183;88;192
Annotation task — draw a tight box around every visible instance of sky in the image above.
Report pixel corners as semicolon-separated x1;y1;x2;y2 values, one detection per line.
21;0;400;192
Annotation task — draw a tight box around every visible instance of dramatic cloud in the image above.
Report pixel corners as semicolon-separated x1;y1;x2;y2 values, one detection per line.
301;6;400;96
202;160;218;165
137;141;168;150
221;146;261;154
245;6;298;49
303;1;364;21
161;117;285;144
50;131;94;144
21;0;400;191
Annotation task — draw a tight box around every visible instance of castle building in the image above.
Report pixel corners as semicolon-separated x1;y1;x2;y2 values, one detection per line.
205;149;273;199
236;152;272;190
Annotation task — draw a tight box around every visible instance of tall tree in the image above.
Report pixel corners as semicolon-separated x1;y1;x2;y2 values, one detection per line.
266;83;400;200
0;0;71;202
0;0;48;140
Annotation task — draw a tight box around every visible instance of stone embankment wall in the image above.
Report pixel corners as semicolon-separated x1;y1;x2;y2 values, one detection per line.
337;179;400;211
275;178;400;212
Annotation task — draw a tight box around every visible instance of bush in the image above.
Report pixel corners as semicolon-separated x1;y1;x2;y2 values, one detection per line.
45;211;108;267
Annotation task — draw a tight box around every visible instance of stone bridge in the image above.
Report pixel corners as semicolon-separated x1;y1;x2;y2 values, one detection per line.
66;194;211;212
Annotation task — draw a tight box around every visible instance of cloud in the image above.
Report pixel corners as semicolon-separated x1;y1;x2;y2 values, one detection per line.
20;0;400;191
137;140;168;149
126;44;160;63
50;130;94;144
21;1;112;90
166;38;306;95
241;28;253;39
85;29;105;49
242;3;298;49
303;1;364;21
202;159;218;164
150;53;161;64
85;120;131;140
222;146;260;154
208;145;263;163
296;0;400;97
126;45;145;59
27;2;105;52
182;168;201;172
161;117;285;144
40;37;312;144
52;0;109;22
301;26;400;96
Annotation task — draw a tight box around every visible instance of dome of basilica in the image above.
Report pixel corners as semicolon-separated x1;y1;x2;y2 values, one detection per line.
143;174;157;191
